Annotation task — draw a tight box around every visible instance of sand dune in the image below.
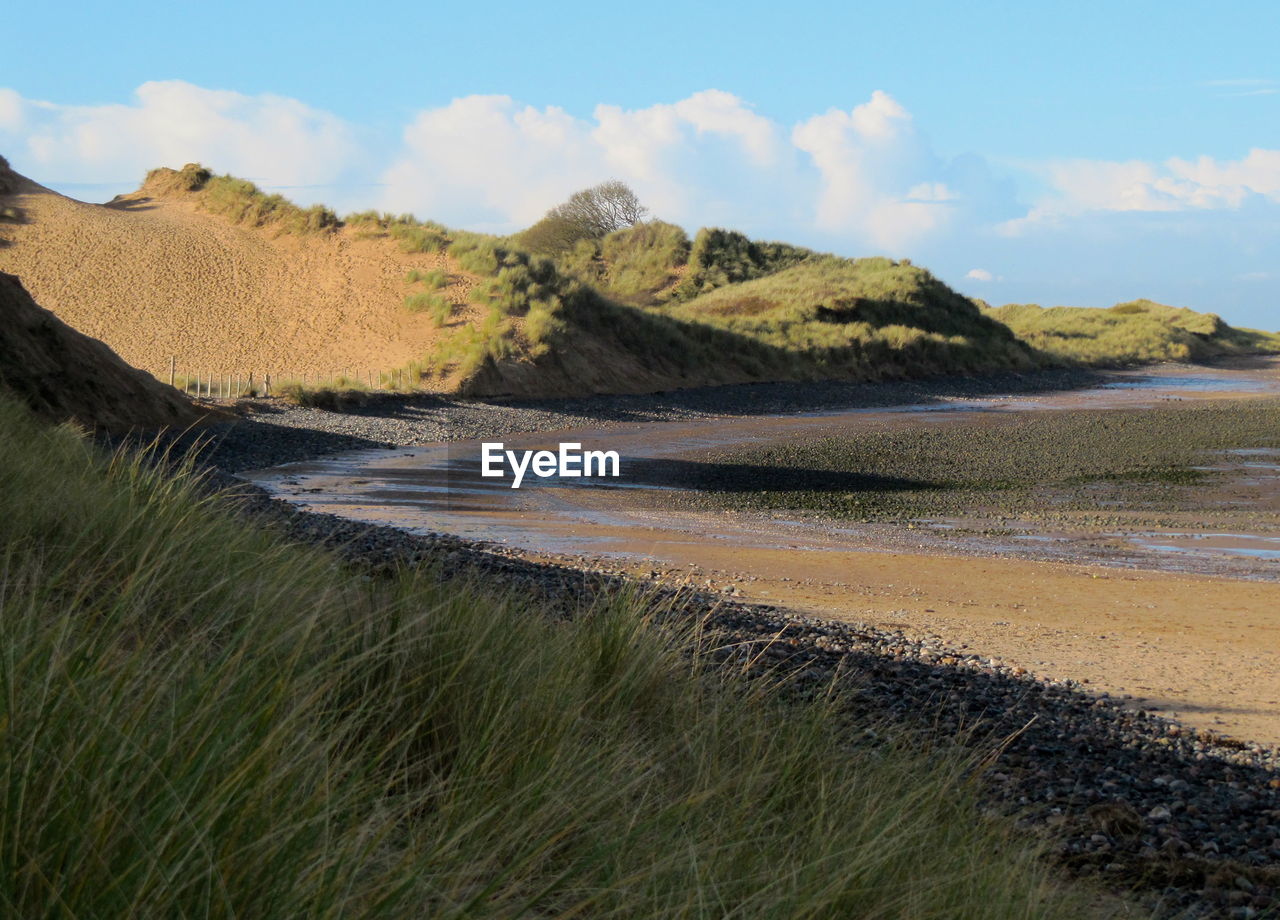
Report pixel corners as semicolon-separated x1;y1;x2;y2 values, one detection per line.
0;271;210;432
0;162;471;383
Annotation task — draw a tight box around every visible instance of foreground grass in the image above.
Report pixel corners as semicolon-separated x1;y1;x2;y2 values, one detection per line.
0;395;1108;917
677;399;1280;527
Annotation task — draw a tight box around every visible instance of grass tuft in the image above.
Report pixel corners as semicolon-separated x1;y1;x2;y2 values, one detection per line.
184;171;341;235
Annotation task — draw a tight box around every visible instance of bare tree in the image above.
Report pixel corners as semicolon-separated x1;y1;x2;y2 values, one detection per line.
521;181;648;253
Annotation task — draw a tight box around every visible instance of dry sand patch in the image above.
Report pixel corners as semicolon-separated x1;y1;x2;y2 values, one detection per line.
0;171;467;382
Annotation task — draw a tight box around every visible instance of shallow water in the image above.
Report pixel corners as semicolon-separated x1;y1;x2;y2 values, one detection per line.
240;360;1280;570
1128;532;1280;561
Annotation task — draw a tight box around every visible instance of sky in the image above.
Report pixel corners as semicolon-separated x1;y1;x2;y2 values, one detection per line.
3;0;1278;327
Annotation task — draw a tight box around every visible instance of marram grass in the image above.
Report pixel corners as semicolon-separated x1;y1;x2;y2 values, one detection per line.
0;395;1118;918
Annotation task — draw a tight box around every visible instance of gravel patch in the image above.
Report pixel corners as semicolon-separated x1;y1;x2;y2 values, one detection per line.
158;366;1107;473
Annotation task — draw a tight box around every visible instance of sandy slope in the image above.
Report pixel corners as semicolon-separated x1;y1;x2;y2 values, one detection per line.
0;271;210;432
0;165;473;383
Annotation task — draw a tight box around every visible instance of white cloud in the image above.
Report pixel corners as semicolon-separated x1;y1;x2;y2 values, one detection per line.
965;268;996;281
790;91;959;248
1203;78;1276;87
1167;148;1280;200
378;90;784;231
0;89;23;132
906;182;957;201
1004;147;1280;233
1;80;359;193
670;90;778;165
1202;78;1279;98
0;82;995;251
849;90;911;139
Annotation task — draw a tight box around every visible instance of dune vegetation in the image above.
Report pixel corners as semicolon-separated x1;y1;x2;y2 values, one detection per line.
404;218;1041;395
0;391;1110;918
556;219;692;303
144;162;341;234
661;253;1037;379
985;300;1280;366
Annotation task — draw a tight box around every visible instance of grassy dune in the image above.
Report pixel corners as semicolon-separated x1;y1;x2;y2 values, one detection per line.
0;393;1108;917
547;220;1279;385
12;160;1274;400
986;300;1280;366
415;230;1039;395
663;255;1037;379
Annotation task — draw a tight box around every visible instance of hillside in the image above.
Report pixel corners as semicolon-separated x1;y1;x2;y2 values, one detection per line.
986;300;1280;366
0;271;208;432
0;161;1047;398
7;158;1269;402
661;253;1036;379
0;159;475;383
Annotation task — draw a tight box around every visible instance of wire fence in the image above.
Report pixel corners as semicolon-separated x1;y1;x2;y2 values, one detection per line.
164;358;418;398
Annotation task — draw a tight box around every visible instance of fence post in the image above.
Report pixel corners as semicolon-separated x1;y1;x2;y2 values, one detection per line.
170;356;176;389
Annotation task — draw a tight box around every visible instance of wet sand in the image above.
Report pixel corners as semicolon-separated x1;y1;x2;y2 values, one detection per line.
242;359;1280;744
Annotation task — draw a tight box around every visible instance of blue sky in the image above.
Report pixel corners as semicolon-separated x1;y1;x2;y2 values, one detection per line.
3;0;1279;327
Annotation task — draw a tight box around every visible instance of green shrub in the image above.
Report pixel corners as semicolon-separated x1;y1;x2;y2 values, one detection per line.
561;220;691;302
556;237;607;284
344;208;384;226
277;378;370;409
451;233;501;275
660;255;1035;380
524;297;565;353
391;224;448;253
672;228;814;300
